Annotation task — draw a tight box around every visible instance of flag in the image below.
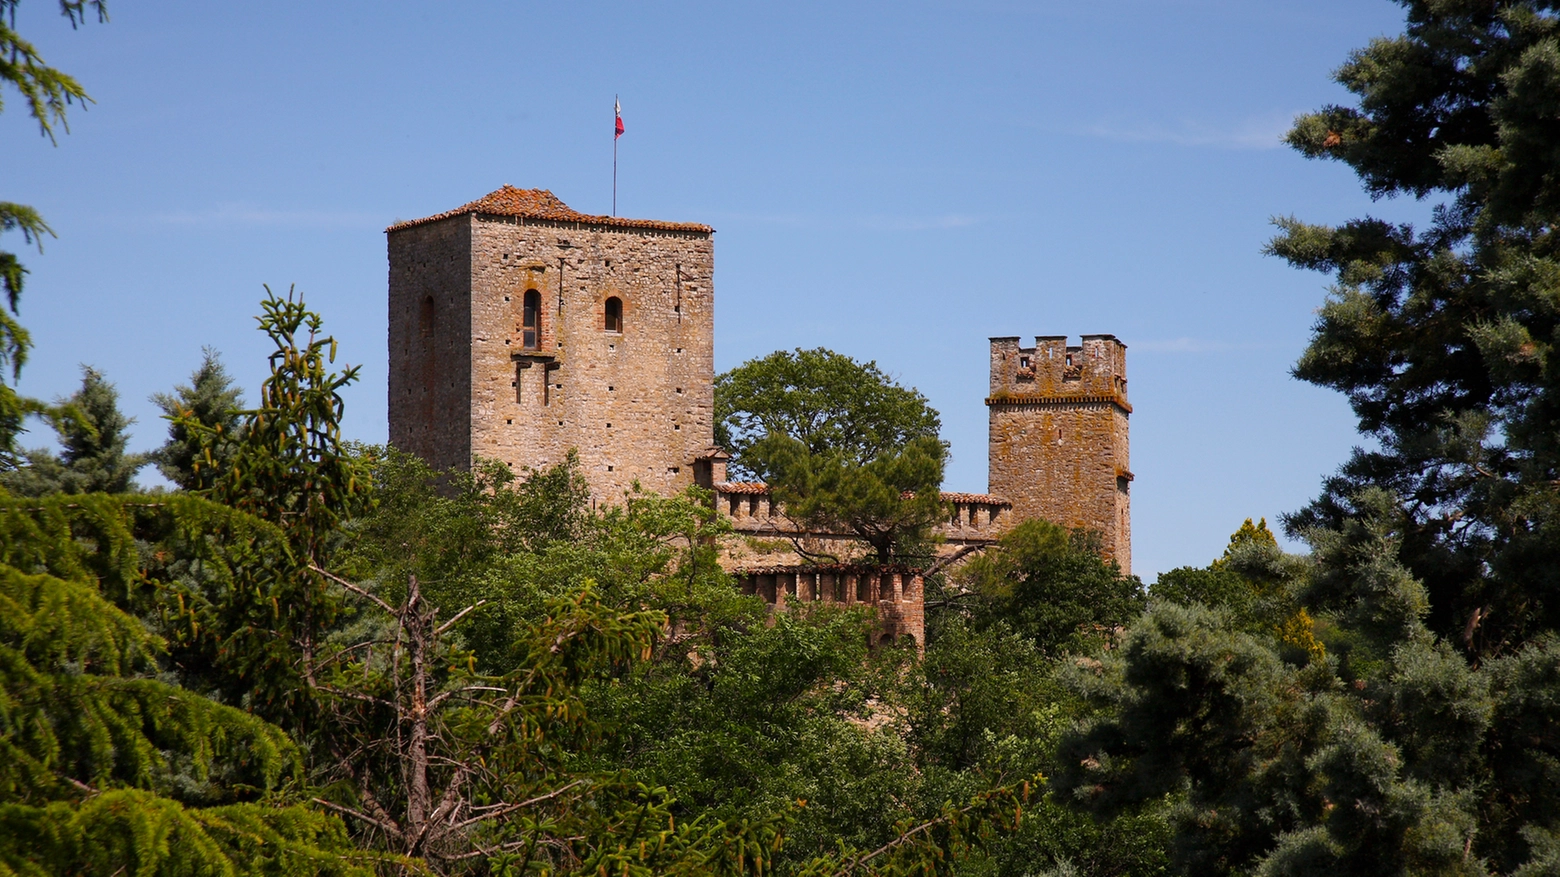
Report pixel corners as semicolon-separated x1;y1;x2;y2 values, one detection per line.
615;98;624;139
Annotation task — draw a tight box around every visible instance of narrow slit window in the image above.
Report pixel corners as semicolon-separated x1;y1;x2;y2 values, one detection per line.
604;296;623;333
522;289;541;348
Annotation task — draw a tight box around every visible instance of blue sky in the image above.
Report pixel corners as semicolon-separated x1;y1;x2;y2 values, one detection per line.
5;0;1420;580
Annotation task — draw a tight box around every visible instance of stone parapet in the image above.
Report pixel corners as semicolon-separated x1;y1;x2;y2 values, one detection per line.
713;482;1012;545
734;564;925;650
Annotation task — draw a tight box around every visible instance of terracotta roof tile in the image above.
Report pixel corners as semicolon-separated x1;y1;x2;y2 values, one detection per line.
386;185;713;234
737;563;926;575
940;492;1012;506
715;481;770;495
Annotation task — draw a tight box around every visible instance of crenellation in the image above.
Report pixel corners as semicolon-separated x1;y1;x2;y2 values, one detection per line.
987;334;1131;573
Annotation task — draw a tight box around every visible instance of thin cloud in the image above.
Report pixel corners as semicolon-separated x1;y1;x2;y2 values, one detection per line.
1134;337;1276;353
859;214;979;231
1077;111;1298;150
148;204;384;229
706;210;982;231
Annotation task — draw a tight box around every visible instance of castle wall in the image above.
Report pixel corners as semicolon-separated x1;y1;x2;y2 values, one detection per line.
387;217;472;472
987;335;1131;573
390;211;715;503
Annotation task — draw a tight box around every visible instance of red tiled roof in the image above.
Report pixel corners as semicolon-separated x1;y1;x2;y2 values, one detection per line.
715;481;770;495
737;563;926;575
386;185;714;234
716;481;1010;506
941;492;1012;506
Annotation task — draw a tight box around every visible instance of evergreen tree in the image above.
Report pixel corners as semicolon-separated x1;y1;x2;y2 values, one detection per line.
0;0;106;466
151;346;244;490
1;365;147;496
1055;7;1560;870
0;494;369;876
1270;0;1560;652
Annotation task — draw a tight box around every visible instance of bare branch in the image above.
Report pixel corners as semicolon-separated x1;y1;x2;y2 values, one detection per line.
434;599;487;636
310;563;396;614
924;542;987;578
313;797;405;841
448;779;589;832
848;799;986;872
427;684;510;711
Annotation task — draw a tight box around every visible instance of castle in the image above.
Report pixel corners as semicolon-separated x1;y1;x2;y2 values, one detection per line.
387;187;1132;643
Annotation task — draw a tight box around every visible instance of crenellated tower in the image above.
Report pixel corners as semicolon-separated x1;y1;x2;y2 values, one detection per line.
987;335;1131;573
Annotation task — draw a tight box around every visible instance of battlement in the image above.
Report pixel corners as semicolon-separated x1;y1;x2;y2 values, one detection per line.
987;332;1130;573
989;334;1128;402
713;482;1011;546
733;564;925;650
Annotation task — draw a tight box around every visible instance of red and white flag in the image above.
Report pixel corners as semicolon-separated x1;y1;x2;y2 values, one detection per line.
615;98;624;139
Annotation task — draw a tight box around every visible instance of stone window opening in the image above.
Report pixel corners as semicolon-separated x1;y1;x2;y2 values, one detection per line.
522;289;541;348
604;296;623;333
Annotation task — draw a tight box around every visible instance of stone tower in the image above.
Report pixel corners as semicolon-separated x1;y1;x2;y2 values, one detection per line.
987;335;1131;573
387;186;718;502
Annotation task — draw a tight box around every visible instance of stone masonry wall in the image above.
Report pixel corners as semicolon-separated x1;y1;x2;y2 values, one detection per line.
387;218;472;472
988;335;1131;573
462;215;715;502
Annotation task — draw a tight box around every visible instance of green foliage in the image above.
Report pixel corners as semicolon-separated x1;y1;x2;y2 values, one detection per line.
0;502;367;876
0;1;106;466
715;347;943;477
716;348;949;563
171;287;370;727
1269;1;1560;653
0;0;103;143
152;347;245;490
955;520;1145;658
1;365;147;495
188;286;369;561
761;432;949;563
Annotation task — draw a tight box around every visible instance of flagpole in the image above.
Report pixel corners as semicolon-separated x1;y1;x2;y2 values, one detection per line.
612;95;618;217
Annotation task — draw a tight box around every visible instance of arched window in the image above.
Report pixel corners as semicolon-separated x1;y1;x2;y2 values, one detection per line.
604;296;623;333
522;289;540;348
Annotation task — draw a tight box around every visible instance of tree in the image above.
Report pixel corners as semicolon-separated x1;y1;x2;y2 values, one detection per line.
716;348;942;478
0;364;147;495
0;0;106;466
950;519;1145;659
1052;7;1560;870
167;287;371;729
151;347;245;490
715;348;949;564
1269;1;1560;654
0;493;371;876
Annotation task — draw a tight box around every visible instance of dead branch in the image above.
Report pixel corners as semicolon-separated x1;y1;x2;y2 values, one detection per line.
923;542;988;578
310;564;397;615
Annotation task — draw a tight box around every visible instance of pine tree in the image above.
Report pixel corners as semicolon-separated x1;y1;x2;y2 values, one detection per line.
1055;8;1560;870
0;496;370;876
1;365;147;496
1269;1;1560;653
151;347;245;490
0;1;106;467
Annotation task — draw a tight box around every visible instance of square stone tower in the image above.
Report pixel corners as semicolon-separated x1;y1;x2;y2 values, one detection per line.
387;186;717;502
987;335;1131;573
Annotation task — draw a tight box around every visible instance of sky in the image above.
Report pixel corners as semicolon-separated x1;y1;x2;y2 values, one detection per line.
5;0;1424;580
